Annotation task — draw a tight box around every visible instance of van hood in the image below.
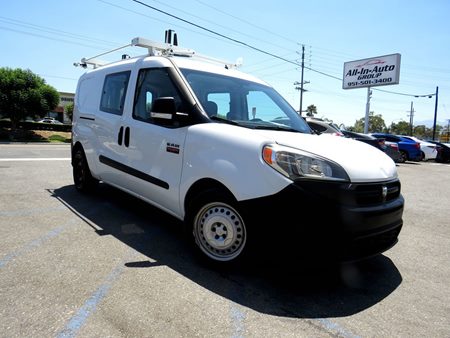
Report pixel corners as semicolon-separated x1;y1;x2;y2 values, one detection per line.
256;130;397;182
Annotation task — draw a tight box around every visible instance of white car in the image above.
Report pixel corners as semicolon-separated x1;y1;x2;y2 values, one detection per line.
71;35;404;264
37;117;62;124
398;136;437;161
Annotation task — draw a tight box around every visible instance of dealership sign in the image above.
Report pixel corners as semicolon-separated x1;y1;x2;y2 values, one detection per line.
343;53;401;89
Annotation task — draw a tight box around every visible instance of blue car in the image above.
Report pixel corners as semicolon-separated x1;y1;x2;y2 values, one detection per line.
371;133;422;162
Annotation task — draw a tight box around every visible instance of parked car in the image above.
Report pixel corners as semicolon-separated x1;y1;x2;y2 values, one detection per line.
427;141;450;163
341;130;402;162
72;34;404;264
371;133;421;162
384;141;403;163
397;135;437;161
306;118;344;136
37;117;63;124
341;130;383;148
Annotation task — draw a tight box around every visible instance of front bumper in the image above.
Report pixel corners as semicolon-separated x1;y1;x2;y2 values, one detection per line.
240;178;404;261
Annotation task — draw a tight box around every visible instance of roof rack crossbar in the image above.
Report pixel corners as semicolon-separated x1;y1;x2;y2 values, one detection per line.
75;36;242;69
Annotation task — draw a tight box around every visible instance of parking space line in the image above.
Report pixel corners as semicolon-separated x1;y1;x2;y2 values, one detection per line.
0;158;71;161
0;205;66;217
0;219;76;269
56;251;134;338
310;318;360;338
230;305;246;338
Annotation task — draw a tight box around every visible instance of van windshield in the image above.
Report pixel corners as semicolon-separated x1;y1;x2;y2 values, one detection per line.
180;68;311;133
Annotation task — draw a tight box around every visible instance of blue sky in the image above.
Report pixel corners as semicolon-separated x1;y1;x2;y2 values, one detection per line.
1;0;449;128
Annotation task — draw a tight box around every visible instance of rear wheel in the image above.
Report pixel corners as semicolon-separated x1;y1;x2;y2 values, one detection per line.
400;150;408;162
72;147;98;192
189;191;247;263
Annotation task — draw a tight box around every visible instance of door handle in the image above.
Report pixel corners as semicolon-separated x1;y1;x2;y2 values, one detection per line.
118;126;124;145
124;127;130;147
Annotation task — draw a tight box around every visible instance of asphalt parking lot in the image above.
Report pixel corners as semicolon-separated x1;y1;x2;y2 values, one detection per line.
0;143;449;338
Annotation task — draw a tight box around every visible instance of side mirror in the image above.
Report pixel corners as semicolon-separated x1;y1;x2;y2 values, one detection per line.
150;97;176;120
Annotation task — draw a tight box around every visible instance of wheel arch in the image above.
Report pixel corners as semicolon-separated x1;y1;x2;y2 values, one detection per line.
183;178;235;222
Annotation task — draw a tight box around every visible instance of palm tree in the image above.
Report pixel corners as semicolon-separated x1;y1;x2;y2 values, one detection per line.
306;104;317;117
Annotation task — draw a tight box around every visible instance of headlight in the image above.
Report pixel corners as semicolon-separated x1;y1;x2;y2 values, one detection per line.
263;144;349;182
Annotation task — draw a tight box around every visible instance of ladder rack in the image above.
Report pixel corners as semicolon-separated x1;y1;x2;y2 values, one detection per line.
75;36;242;69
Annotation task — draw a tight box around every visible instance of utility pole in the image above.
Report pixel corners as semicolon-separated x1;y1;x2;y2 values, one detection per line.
432;86;439;141
299;45;305;116
294;45;310;116
408;101;415;136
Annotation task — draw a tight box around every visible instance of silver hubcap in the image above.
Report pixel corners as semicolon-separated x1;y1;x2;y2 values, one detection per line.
194;202;246;261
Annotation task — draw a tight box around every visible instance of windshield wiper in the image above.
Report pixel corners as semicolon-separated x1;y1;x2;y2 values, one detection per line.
210;115;240;126
252;124;301;132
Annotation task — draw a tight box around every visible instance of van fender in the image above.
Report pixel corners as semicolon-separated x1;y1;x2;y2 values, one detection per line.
179;125;291;217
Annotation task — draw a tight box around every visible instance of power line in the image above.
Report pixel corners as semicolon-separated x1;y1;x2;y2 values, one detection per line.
130;0;442;99
130;0;302;67
141;0;296;54
0;16;119;47
192;0;301;46
129;0;346;82
0;26;108;50
372;87;436;98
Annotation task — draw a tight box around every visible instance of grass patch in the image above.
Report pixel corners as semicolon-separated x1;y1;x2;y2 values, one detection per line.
0;127;71;143
47;134;71;143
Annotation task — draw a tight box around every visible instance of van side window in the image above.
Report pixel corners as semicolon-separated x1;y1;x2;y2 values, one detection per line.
133;68;184;124
99;71;130;115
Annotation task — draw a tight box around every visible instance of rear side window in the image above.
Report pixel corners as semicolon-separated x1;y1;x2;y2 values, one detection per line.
100;71;130;115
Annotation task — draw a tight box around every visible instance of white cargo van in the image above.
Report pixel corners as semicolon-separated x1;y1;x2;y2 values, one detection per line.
72;36;404;264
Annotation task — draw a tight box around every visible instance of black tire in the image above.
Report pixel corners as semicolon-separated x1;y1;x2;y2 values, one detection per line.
400;150;408;162
72;147;98;192
187;190;248;264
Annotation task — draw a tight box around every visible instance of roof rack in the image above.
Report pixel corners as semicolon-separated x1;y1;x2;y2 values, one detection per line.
74;33;242;69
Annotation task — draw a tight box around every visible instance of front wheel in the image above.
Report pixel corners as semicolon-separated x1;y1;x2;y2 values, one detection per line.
190;194;247;263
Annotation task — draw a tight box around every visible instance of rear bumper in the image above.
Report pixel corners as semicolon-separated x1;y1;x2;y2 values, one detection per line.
240;179;404;261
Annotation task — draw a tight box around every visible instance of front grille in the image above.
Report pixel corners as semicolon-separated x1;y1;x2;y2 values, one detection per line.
339;180;400;207
352;180;401;205
293;178;402;207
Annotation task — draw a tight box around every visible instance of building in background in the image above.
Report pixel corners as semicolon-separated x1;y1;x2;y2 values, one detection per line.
48;92;74;123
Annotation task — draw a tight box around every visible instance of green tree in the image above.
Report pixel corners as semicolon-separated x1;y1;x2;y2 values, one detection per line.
389;121;410;135
419;124;442;140
352;112;386;133
306;104;317;117
65;102;74;121
0;67;59;129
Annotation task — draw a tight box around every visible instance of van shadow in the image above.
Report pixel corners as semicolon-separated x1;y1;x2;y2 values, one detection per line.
50;184;403;319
